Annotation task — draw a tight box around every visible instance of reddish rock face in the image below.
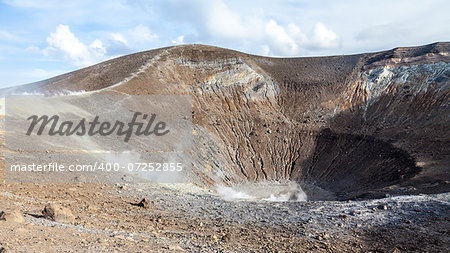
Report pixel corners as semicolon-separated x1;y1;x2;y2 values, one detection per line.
2;42;449;200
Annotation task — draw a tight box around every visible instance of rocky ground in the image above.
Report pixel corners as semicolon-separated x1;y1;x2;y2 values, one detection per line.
1;171;449;252
1;43;449;252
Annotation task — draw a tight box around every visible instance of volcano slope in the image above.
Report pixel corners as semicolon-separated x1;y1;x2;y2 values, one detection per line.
4;42;449;199
0;43;449;252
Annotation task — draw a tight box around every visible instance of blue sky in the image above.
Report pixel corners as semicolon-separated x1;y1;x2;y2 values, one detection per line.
0;0;449;88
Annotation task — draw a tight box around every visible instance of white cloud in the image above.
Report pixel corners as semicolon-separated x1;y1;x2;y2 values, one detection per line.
102;25;160;55
172;35;184;44
104;32;131;56
1;0;449;89
129;24;158;43
156;0;340;56
43;24;106;67
110;33;128;46
11;0;341;59
311;22;339;49
264;20;299;56
202;0;247;39
261;20;339;56
260;45;270;55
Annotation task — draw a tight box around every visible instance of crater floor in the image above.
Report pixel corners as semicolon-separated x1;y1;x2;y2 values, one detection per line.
1;43;449;252
0;180;449;252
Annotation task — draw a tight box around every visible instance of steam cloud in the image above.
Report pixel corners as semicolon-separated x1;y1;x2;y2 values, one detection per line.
216;181;307;202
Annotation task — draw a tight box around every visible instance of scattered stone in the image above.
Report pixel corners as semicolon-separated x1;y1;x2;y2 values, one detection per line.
339;214;348;220
42;203;75;224
222;233;232;242
87;205;98;211
168;245;185;251
0;209;25;223
114;234;125;240
96;238;106;244
377;204;388;210
138;198;151;209
391;248;402;253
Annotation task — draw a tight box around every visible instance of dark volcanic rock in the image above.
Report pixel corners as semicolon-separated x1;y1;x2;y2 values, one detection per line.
138;198;151;209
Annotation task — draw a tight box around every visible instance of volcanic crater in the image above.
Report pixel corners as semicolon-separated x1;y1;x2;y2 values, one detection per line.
1;43;449;201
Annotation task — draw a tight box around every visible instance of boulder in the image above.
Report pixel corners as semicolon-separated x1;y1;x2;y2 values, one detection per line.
42;204;75;224
0;209;25;223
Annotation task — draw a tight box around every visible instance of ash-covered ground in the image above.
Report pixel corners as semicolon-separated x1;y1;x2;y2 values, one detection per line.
1;181;449;252
1;43;449;252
